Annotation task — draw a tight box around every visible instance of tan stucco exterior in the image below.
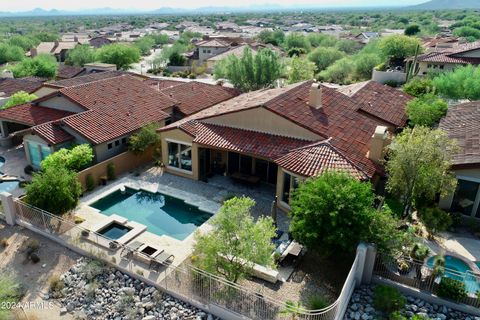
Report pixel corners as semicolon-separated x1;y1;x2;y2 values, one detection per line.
204;107;321;141
417;62;457;76
160;129;198;180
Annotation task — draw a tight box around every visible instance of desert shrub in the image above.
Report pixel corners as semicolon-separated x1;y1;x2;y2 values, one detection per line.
85;280;99;299
107;163;116;180
48;275;65;298
436;277;467;301
418;207;452;236
306;294;329;310
374;285;406;314
81;260;107;281
390;312;407;320
410;243;430;261
406;94;448;127
85;174;95;191
30;253;40;263
24;238;39;254
0;272;23;318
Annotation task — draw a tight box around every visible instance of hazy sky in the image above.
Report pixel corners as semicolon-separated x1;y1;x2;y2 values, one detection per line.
3;0;426;11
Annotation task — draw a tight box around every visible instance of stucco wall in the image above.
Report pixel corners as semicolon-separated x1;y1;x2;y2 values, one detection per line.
198;46;230;63
39;95;84;113
94;135;130;163
372;70;407;85
417;62;456;76
204;107;320;141
160;129;198;180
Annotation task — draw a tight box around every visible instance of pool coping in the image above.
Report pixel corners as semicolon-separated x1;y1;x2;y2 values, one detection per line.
91;214;147;245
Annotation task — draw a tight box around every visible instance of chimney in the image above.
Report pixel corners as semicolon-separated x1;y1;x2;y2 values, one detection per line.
368;126;389;164
308;83;322;109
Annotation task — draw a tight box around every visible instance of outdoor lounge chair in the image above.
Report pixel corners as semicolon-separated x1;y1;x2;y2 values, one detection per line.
120;241;144;260
149;251;175;272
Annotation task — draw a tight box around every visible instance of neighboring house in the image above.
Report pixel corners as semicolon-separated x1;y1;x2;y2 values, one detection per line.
0;76;45;107
158;80;412;211
0;75;176;168
412;41;480;75
89;36;112;48
439;102;480;219
216;22;241;33
355;32;380;44
56;65;86;80
194;39;231;63
30;41;79;62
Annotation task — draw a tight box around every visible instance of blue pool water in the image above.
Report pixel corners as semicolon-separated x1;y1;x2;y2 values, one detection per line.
90;187;212;240
427;255;480;293
98;223;131;240
0;180;19;193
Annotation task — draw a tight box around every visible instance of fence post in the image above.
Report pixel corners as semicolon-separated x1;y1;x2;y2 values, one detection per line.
0;192;16;226
354;243;368;288
362;245;377;285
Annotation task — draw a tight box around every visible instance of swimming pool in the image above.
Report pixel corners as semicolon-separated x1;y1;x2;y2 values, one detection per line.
0;180;19;193
90;187;212;240
98;222;131;240
427;255;480;293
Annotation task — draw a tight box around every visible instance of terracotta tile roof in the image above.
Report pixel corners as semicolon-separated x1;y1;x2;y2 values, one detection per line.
46;71;127;88
196;39;230;47
32;122;74;145
275;140;368;180
162;80;409;178
145;79;185;91
183;121;309;160
160;82;240;116
59;75;175;144
35;41;77;54
350;81;412;127
439;101;480;166
0;103;74;126
417;51;480;65
56;65;85;79
0;77;45;96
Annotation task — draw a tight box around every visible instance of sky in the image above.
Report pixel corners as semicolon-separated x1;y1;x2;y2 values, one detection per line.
2;0;426;11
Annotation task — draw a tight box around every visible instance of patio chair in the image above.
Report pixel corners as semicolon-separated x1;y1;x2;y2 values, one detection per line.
120;241;144;260
149;251;175;272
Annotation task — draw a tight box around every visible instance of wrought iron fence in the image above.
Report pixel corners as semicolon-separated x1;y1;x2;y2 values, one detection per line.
373;254;480;308
13;198;361;320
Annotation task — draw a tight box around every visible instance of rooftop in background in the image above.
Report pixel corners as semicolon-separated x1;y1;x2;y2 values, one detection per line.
416;40;480;65
0;77;46;96
439;101;480;168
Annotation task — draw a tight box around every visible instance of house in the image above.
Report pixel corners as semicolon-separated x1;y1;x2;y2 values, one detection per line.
56;65;86;80
439;102;480;219
89;36;112;48
355;32;380;44
194;39;231;63
158;80;412;211
412;41;480;75
0;75;45;107
216;22;241;33
30;41;79;62
0;75;175;168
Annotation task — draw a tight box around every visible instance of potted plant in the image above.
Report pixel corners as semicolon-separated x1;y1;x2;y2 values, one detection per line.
397;259;412;275
81;229;90;237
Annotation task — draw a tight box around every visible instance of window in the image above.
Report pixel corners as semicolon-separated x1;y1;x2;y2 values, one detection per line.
439;65;444;70
115;140;120;147
167;141;192;172
202;49;206;53
282;171;302;205
451;179;480;217
427;64;432;68
107;143;113;149
122;138;127;144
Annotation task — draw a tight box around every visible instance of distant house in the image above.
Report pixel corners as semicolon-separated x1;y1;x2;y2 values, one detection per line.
412;41;480;75
215;22;241;33
0;74;45;107
30;41;79;62
56;65;85;80
159;80;412;211
355;32;380;44
193;39;231;64
89;36;112;48
439;102;480;219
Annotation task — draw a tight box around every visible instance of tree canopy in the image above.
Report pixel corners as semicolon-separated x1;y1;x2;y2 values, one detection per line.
385;127;458;216
3;91;37;109
128;124;160;154
284;33;311;51
406;94;448;127
41;144;94;172
318;58;355;85
193;197;276;283
404;25;421;36
432;65;480;100
308;47;345;72
96;44;141;70
0;43;24;64
25;166;82;215
214;47;283;92
65;44;96;67
289;171;401;255
403;77;435;98
378;35;422;63
286;56;316;84
11;54;58;78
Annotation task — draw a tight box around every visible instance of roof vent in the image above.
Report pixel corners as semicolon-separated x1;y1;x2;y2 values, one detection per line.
308;83;322;109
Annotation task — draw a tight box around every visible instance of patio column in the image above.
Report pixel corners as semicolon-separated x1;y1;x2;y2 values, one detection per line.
0;192;16;226
0;121;8;138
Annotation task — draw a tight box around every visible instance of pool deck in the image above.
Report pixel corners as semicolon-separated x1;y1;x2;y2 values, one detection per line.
425;233;480;263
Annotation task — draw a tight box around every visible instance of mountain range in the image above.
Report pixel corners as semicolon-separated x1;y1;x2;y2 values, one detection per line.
0;0;479;17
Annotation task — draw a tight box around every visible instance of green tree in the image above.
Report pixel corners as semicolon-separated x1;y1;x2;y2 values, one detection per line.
308;47;345;72
158;42;188;65
65;44;96;66
41;144;94;172
307;33;336;48
0;43;24;64
96;44;141;70
134;36;155;56
284;33;311;51
453;26;480;40
25;167;82;215
318;58;355;84
149;33;169;46
354;53;382;80
404;25;421;36
193;197;276;283
289;171;399;254
128;124;160;154
433;65;480;100
385;127;458;217
7;35;38;50
336;39;361;54
418;207;452;237
258;29;285;46
378;35;422;64
287;56;316;84
403;77;435;97
406;94;448;127
167;51;186;66
11;54;58;78
3;91;37;109
214;47;283;92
